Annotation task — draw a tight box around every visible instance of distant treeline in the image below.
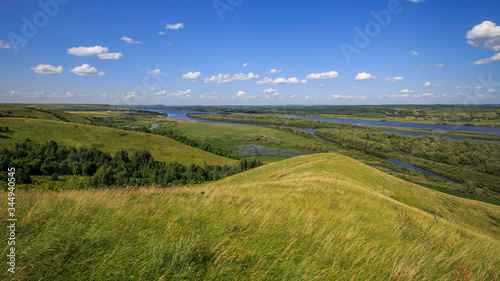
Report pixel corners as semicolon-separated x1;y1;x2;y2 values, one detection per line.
144;105;500;120
187;113;369;129
0;139;262;188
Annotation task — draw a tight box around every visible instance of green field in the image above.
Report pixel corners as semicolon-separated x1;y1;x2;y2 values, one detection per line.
0;118;236;166
3;154;499;280
155;119;332;163
0;104;92;124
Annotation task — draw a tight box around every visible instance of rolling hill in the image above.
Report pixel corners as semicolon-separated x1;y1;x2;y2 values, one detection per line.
0;118;236;166
4;153;499;280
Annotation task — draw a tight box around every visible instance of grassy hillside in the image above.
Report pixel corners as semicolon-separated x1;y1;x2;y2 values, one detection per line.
4;153;499;280
0;104;91;124
0;118;236;166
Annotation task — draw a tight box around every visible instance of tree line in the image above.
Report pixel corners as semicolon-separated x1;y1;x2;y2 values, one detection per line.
0;139;262;188
125;125;241;160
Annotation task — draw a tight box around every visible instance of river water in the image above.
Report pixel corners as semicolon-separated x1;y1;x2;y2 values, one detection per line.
145;109;496;183
147;110;499;142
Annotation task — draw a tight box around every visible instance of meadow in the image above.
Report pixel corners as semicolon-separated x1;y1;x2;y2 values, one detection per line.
0;118;235;166
2;154;499;280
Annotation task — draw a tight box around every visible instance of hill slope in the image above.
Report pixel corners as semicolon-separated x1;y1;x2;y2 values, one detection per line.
3;153;499;280
0;118;236;166
0;104;91;124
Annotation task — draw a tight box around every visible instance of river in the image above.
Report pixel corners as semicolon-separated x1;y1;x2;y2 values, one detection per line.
147;109;461;183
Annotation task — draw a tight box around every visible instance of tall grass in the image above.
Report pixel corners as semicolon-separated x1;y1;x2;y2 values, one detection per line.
1;153;499;280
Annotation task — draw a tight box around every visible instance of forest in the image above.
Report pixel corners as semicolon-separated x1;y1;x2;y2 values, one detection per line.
0;139;262;188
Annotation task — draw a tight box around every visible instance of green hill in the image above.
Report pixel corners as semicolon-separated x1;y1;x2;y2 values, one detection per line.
4;153;499;280
0;118;236;166
0;104;91;124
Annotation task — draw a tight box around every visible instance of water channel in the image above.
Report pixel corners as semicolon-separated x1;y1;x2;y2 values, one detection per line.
146;109;494;184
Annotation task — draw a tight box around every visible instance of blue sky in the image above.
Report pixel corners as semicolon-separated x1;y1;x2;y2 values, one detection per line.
0;0;499;105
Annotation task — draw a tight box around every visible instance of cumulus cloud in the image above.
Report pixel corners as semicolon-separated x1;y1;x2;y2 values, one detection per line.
466;21;500;65
154;90;167;96
261;88;277;94
120;36;142;44
182;71;201;79
269;68;282;74
401;89;413;93
67;46;108;56
158;31;166;35
408;0;424;2
329;95;353;99
384;76;405;82
423;81;444;87
466;21;500;51
169;89;191;97
236;90;246;97
166;23;184;30
471;52;500;65
306;71;339;80
0;40;11;49
411;50;418;56
256;77;307;85
243;63;249;67
97;52;123;60
67;46;122;60
70;64;105;76
354;72;377;80
30;64;63;75
143;69;161;75
204;73;260;84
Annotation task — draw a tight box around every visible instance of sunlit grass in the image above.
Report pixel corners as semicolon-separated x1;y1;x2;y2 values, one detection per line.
2;153;499;280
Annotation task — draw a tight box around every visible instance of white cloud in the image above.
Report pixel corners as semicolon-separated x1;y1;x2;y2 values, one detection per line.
154;90;167;96
467;21;500;65
401;89;413;93
204;73;260;84
384;76;405;82
120;36;142;44
466;21;500;51
329;94;353;99
67;46;108;56
354;72;377;80
243;63;249;67
158;31;166;35
423;81;444;87
408;0;424;2
66;92;75;97
422;93;434;97
166;23;184;30
236;90;246;97
261;88;277;94
306;71;339;80
143;69;161;75
256;77;307;85
70;64;105;76
125;92;137;100
399;94;409;97
97;52;123;60
269;68;282;74
67;46;122;60
471;52;500;65
411;50;418;56
0;40;11;49
158;89;192;98
30;64;63;75
182;71;201;79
